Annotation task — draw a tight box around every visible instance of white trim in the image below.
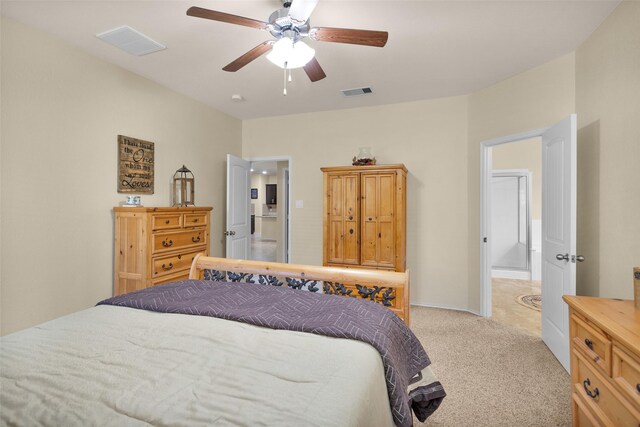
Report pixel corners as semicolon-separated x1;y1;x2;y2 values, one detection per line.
247;155;293;264
479;128;547;318
410;302;481;317
491;269;532;280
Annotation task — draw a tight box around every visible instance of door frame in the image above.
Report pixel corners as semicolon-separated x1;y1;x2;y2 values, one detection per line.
247;155;293;263
480;127;547;317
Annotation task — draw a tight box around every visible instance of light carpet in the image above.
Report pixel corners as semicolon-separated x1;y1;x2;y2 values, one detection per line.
411;306;571;427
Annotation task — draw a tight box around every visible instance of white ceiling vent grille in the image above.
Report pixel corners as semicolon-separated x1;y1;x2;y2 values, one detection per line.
341;87;374;97
96;26;166;56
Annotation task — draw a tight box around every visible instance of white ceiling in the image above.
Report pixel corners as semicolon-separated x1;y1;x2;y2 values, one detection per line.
1;1;619;120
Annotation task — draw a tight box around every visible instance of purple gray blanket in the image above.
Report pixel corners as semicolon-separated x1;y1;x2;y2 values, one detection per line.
98;280;445;426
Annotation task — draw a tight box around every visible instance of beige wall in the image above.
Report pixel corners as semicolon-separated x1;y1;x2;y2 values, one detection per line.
0;18;242;334
243;96;470;309
491;138;542;220
575;1;640;299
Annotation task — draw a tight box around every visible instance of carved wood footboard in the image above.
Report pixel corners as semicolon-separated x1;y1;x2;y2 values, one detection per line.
189;255;410;325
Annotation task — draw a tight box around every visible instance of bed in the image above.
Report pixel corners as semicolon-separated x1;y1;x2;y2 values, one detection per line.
0;256;445;426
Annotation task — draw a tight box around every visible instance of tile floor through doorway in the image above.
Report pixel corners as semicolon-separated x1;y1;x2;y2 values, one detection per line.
250;236;277;262
492;278;541;336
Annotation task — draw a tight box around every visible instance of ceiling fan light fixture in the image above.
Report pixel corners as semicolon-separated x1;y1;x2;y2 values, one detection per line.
266;38;315;69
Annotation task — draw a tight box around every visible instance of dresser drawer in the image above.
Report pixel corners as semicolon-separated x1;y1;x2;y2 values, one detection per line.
152;229;207;254
152;213;182;230
152;270;191;286
152;249;205;278
613;345;640;408
574;350;640;426
572;313;612;376
184;212;208;228
573;392;606;427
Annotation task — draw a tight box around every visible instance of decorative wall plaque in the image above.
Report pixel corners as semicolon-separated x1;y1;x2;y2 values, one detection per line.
118;135;154;194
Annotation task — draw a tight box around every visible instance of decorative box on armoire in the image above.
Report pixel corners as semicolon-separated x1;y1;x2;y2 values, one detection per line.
321;164;407;272
113;206;212;295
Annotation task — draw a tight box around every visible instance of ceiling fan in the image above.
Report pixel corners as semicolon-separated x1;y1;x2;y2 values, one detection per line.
186;0;388;83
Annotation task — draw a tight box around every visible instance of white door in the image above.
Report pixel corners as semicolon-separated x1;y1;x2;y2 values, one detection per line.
226;154;251;259
541;114;577;372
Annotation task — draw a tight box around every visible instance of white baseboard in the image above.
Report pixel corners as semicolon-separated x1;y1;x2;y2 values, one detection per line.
491;269;531;280
410;302;481;317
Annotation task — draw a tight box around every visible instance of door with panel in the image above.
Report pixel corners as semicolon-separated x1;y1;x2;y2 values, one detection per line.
326;173;360;266
361;172;396;269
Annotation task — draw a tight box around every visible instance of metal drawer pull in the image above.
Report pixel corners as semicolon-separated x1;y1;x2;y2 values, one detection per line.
192;235;201;243
162;263;173;271
636;383;640;393
584;338;594;350
162;239;173;247
193;218;199;222
583;378;599;399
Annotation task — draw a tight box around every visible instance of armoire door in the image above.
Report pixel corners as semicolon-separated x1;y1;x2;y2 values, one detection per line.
361;172;396;269
326;173;360;265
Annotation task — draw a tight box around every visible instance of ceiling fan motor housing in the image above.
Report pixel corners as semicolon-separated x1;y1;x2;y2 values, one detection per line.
268;8;310;40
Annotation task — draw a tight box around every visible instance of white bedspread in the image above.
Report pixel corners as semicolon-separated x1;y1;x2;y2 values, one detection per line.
1;305;396;426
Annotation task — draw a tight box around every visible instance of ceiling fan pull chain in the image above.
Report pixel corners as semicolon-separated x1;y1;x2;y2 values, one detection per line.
288;68;292;82
283;61;288;96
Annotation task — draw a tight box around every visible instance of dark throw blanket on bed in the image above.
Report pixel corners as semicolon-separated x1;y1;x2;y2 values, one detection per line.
98;280;445;426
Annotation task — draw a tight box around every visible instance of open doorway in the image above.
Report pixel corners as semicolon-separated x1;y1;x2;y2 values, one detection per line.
479;115;578;372
490;138;541;336
248;158;290;263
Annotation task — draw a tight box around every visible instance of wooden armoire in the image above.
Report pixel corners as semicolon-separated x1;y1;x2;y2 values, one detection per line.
321;164;407;271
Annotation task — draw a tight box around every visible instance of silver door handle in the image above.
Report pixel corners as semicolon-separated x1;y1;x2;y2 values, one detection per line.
224;231;236;236
556;253;569;261
572;255;585;263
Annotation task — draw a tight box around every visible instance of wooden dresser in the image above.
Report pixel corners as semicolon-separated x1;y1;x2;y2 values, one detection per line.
114;207;212;295
321;164;406;272
563;296;640;426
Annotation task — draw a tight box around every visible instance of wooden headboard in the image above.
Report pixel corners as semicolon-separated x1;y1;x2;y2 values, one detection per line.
189;255;410;325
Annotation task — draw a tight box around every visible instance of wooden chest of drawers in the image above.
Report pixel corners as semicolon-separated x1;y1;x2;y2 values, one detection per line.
114;207;212;295
563;296;640;426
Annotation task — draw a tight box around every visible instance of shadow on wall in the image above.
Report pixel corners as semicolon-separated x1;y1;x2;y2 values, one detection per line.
577;120;600;297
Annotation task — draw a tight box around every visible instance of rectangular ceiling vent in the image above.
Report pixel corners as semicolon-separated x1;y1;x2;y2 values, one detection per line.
96;26;166;56
341;87;374;97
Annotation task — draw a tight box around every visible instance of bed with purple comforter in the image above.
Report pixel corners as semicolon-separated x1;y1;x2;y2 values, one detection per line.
1;261;444;427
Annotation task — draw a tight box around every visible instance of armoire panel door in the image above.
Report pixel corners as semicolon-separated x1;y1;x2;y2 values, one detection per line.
342;174;360;265
327;174;360;265
377;173;396;268
361;174;379;267
327;175;345;264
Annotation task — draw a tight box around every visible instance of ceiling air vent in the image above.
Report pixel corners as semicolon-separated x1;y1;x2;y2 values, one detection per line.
341;87;374;97
96;26;166;56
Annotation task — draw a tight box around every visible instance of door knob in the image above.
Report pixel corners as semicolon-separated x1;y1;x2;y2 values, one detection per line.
575;255;585;262
556;253;569;261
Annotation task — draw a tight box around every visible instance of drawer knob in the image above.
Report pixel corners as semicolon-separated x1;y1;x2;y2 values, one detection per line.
583;378;599;399
165;220;170;224
162;263;174;271
192;235;201;243
162;239;173;247
584;338;594;350
193;218;199;222
636;383;640;393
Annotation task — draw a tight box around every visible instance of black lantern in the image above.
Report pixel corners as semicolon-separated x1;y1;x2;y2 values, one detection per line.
172;165;195;206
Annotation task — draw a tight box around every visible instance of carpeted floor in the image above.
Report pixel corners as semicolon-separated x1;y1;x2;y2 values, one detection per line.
410;306;571;427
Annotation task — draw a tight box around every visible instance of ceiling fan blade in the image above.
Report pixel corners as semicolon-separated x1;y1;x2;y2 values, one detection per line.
303;57;326;82
288;0;319;25
223;42;273;72
187;6;268;30
310;27;388;47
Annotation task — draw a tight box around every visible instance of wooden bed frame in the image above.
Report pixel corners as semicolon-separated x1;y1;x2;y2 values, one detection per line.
189;255;411;325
